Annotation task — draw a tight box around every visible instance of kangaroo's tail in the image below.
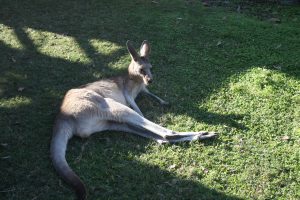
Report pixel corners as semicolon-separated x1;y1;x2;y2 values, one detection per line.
50;117;86;200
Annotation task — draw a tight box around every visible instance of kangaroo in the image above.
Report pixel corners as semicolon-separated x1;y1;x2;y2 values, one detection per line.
50;40;217;200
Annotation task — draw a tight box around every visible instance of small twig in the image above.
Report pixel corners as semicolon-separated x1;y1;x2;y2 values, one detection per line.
1;143;8;147
1;156;11;159
31;192;43;200
0;188;16;193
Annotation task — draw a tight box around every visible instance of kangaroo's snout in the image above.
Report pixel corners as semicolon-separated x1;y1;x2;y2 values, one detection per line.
147;78;153;84
145;75;153;85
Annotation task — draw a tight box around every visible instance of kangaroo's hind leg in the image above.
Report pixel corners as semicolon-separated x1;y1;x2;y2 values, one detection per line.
100;98;217;143
106;122;216;144
105;121;167;143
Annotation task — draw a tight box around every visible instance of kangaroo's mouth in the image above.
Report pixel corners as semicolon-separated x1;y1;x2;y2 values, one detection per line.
143;76;152;85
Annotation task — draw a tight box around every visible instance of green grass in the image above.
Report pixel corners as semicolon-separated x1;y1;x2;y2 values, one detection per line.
1;0;299;199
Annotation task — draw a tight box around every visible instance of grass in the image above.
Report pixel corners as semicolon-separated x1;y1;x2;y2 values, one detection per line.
0;0;299;199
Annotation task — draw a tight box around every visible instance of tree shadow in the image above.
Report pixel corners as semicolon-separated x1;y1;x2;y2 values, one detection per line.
0;0;299;199
1;0;299;125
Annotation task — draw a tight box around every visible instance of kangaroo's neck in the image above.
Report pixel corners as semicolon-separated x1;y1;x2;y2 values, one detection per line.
122;72;145;99
124;73;144;88
127;74;143;83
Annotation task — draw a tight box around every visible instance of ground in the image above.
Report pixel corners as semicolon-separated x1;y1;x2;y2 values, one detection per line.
0;0;299;199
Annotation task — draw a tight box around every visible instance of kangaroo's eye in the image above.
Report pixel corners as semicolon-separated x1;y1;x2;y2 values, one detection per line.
139;69;145;75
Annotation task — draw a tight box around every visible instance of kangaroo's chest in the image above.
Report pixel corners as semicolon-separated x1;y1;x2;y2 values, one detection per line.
130;84;144;99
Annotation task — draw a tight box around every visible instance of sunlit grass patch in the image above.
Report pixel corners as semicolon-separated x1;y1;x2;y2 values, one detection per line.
89;39;122;56
108;54;131;71
24;27;91;64
92;54;129;78
229;67;298;97
0;24;25;50
204;67;300;139
0;96;31;109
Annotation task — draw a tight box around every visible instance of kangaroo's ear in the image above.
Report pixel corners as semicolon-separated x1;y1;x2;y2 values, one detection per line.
140;40;151;59
126;40;139;61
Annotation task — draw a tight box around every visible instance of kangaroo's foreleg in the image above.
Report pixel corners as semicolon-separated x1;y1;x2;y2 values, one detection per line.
142;88;169;105
124;90;144;116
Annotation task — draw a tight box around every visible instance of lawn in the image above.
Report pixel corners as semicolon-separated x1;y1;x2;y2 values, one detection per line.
0;0;299;199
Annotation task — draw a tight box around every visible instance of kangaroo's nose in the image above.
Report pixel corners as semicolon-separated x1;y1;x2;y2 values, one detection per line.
148;78;153;84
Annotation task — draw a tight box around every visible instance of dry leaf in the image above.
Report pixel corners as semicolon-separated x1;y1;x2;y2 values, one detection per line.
273;65;282;70
237;5;241;13
1;143;8;147
169;164;176;169
18;87;25;92
202;2;209;7
281;136;290;141
275;44;282;49
269;18;281;23
171;179;178;184
11;57;16;63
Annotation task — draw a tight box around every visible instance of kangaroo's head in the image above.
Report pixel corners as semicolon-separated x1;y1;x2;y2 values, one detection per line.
127;40;153;85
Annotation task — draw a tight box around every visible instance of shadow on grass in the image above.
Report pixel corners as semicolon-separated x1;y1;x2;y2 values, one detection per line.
0;0;299;199
54;135;242;200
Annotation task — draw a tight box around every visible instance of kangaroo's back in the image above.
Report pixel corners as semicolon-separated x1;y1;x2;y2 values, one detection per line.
83;77;127;105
